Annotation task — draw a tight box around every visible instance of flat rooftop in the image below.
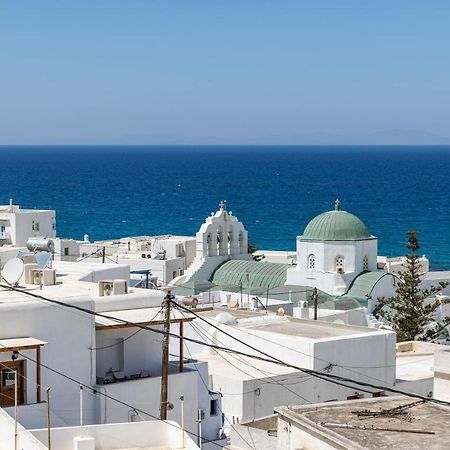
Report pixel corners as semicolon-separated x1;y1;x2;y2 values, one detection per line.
423;270;450;281
0;260;162;305
193;351;299;382
198;308;383;341
395;341;450;382
92;235;195;245
276;396;450;450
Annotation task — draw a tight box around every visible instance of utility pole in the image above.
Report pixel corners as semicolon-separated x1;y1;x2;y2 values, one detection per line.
160;290;173;420
312;287;318;320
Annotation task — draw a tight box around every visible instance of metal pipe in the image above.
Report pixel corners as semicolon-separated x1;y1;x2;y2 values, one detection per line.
46;388;51;450
14;370;18;450
180;395;185;449
79;385;83;432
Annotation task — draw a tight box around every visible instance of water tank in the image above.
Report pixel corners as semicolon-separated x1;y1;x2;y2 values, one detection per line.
27;238;54;253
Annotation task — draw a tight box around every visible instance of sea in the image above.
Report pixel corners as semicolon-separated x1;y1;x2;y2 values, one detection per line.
1;145;450;270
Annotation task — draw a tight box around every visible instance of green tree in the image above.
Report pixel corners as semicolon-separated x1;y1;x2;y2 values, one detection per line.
377;230;450;342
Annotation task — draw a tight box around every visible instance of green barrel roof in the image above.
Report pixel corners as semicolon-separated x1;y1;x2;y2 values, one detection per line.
301;200;372;241
344;271;394;299
211;260;288;291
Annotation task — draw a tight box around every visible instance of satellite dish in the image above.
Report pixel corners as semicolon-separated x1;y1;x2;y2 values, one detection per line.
1;258;24;286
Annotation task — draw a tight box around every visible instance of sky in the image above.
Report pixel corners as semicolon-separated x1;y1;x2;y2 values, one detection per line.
0;0;449;145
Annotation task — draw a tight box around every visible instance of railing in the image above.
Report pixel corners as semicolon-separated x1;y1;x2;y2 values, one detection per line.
0;231;10;240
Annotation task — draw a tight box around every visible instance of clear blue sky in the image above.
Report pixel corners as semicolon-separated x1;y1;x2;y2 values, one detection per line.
1;0;449;144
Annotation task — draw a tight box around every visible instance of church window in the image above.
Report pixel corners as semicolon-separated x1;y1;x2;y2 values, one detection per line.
238;231;244;254
363;256;369;271
227;230;232;255
206;234;212;256
217;229;222;255
308;254;316;270
335;256;344;273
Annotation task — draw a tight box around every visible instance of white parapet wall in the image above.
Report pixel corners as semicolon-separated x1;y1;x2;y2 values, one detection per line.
31;420;200;449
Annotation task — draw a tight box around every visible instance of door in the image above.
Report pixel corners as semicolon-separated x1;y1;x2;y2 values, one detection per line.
0;360;24;407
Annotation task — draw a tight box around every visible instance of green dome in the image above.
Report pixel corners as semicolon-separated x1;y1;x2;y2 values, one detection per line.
301;200;372;241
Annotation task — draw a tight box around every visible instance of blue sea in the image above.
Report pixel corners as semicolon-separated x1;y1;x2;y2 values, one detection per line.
1;146;450;270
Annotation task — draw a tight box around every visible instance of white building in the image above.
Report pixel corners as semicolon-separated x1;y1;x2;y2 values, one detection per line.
286;200;397;310
0;259;224;448
80;234;196;284
176;308;397;427
0;202;56;247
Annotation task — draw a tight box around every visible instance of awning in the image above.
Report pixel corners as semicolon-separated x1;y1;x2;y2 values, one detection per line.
95;307;195;330
0;338;47;353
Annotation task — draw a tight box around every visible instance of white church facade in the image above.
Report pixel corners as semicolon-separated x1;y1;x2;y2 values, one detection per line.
286;200;397;307
175;201;252;283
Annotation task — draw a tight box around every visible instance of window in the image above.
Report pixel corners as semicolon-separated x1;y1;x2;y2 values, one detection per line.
35;222;39;231
172;271;177;279
0;225;5;232
32;220;35;231
335;256;344;273
363;256;369;271
210;399;218;416
64;247;69;256
308;254;316;270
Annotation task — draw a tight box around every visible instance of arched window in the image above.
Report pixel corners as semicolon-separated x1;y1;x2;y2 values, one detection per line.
335;256;344;273
238;231;244;254
308;254;316;270
363;255;369;271
206;234;212;256
217;232;221;256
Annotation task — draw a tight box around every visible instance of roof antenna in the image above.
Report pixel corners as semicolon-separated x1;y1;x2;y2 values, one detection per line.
335;199;341;211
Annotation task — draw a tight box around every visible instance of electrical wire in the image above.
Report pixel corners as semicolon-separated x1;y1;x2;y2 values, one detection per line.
172;301;450;402
90;306;164;350
188;306;402;385
1;283;449;408
175;323;255;449
14;350;225;449
186;313;313;403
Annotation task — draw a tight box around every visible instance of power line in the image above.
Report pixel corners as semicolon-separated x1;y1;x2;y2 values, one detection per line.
90;306;163;350
184;311;313;404
15;351;225;449
171;301;450;404
187;304;403;385
1;283;449;408
175;323;255;449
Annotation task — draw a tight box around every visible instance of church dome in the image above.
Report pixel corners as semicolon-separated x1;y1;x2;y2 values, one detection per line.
301;200;372;241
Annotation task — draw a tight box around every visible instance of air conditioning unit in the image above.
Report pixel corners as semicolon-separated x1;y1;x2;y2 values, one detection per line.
31;269;56;286
98;280;128;296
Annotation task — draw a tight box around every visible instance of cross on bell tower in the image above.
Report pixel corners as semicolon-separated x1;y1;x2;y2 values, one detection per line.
219;200;227;212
